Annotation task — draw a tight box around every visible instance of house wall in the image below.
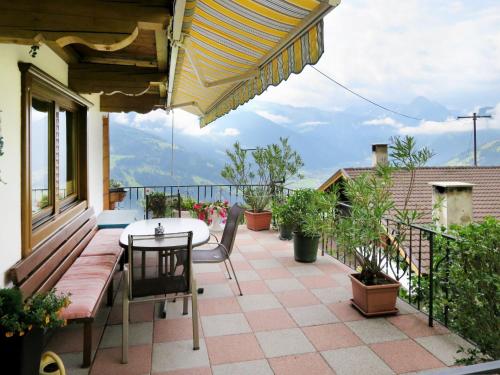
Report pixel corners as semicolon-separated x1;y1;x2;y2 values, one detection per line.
0;44;103;286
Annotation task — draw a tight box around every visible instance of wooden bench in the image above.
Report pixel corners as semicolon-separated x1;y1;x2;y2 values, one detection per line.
10;208;123;367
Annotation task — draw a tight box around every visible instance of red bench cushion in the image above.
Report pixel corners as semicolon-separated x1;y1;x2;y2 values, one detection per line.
55;255;117;320
80;229;123;259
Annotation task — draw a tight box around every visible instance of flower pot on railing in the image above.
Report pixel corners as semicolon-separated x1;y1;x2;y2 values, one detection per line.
109;187;127;209
0;327;44;375
293;232;319;263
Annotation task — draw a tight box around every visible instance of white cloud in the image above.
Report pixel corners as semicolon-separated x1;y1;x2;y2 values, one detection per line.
222;128;240;136
399;103;500;135
112;112;129;125
363;117;403;128
255;110;291;124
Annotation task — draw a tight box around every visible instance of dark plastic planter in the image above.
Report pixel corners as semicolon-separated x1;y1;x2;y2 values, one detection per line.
0;327;44;375
279;224;293;240
293;232;319;263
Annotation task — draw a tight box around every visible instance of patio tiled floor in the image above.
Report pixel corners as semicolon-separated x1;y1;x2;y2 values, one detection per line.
46;226;471;375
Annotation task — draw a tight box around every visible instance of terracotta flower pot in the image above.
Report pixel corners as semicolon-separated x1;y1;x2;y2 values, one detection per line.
244;210;272;231
349;273;400;316
109;188;127;209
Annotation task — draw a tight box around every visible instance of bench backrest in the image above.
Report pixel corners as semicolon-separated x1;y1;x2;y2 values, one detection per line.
10;208;98;298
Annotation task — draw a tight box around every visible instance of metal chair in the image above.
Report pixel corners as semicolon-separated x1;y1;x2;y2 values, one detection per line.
145;191;182;219
192;204;244;296
122;231;199;364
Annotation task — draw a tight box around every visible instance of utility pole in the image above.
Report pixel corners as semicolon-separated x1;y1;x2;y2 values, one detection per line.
457;112;492;167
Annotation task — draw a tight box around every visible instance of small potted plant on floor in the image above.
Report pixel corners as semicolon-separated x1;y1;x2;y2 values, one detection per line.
335;136;434;316
0;288;70;375
288;189;337;262
109;179;127;209
221;138;303;231
272;198;295;240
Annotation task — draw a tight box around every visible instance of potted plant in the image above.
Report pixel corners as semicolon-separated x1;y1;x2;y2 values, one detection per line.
193;200;229;230
272;198;295;240
145;191;169;218
0;288;70;375
221;138;303;231
288;189;337;262
335;136;433;316
109;179;127;209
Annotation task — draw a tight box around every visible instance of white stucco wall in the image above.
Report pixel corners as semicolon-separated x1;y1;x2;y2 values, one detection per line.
0;44;103;286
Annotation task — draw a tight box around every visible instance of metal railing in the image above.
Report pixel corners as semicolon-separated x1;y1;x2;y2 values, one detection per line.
321;202;458;329
114;184;293;217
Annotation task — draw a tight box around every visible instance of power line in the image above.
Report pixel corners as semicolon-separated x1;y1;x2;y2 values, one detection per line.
310;66;423;121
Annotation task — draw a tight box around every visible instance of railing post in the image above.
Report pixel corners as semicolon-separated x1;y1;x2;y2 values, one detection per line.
444;242;450;327
428;232;434;327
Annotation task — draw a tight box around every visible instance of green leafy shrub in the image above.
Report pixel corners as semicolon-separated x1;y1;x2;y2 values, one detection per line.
286;189;337;238
0;288;70;337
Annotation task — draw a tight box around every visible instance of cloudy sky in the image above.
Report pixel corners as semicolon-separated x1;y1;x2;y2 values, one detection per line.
257;0;500;111
119;0;500;138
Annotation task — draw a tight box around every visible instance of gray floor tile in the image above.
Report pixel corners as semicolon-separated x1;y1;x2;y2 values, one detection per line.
212;359;273;375
201;313;251;337
288;304;339;326
152;339;209;372
99;322;153;348
415;334;475;366
311;287;352;304
256;328;315;358
322;346;395;375
198;283;234;299
265;278;305;293
346;318;407;344
237;294;281;312
249;258;282;269
288;265;324;277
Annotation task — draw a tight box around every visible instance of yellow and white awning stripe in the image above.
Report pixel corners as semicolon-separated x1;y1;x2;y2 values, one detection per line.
170;0;338;126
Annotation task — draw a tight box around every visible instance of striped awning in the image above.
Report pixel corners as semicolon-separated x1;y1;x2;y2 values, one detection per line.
169;0;339;126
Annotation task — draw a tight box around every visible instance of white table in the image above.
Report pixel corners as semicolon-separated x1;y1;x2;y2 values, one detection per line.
119;218;210;249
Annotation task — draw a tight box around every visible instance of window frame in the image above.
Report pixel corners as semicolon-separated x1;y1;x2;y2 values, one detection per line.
20;63;93;257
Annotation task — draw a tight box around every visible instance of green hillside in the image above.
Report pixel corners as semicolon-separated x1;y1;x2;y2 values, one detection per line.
447;140;500;166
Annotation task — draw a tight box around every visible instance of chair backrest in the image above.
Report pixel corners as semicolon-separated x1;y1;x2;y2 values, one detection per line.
220;204;244;256
145;192;182;219
127;231;193;299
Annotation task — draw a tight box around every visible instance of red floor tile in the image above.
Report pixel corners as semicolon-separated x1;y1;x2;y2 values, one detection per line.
387;314;449;338
299;275;339;289
328;301;366;322
230;280;270;295
205;333;264;365
278;257;302;267
303;323;362;351
245;308;296;331
256;267;293;280
46;325;104;354
91;344;152;375
220;261;252;271
195;272;228;285
269;352;335;375
154;318;201;343
242;251;273;260
275;290;321;308
108;301;155;325
370;339;444;373
198;297;241;316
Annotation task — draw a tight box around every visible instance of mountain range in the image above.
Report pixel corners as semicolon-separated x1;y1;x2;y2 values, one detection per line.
109;97;500;188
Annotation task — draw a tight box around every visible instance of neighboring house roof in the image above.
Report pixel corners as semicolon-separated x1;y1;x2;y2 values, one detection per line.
320;166;500;224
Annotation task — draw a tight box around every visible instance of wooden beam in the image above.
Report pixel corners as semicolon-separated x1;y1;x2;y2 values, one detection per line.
102;115;110;210
0;1;171;51
69;63;165;95
100;94;163;114
155;30;168;72
81;56;158;68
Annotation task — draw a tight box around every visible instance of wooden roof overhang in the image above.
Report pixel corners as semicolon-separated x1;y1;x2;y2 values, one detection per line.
0;0;173;113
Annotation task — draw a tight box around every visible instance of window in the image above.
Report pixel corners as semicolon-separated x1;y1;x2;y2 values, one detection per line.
20;63;91;255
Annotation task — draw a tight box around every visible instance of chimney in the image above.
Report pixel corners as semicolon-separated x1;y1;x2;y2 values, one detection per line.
430;182;474;228
372;144;388;167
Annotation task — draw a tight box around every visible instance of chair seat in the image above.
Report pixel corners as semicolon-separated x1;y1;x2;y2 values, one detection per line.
55;255;117;320
192;246;226;263
80;229;123;258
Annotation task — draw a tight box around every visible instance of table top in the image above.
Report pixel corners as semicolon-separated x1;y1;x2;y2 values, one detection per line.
119;218;210;249
97;210;140;229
